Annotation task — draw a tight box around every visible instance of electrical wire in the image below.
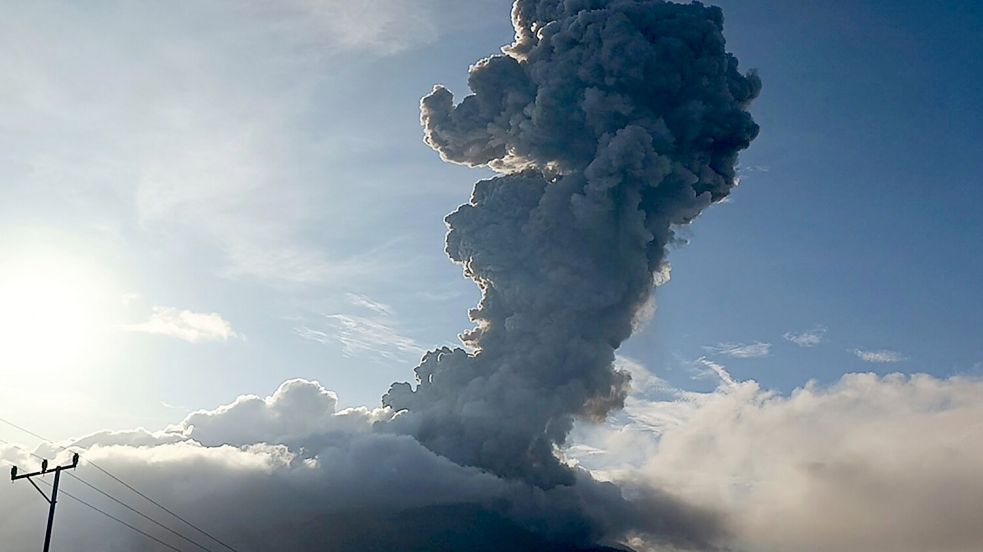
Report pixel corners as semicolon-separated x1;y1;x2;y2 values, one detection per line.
0;417;49;445
36;478;188;552
66;473;215;552
83;461;237;552
0;415;239;552
4;436;207;550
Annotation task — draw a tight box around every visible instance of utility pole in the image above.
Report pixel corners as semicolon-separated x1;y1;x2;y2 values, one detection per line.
11;453;79;552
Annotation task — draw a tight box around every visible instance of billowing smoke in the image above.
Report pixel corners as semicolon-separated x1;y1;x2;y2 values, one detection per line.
0;2;760;551
0;379;719;551
384;0;759;490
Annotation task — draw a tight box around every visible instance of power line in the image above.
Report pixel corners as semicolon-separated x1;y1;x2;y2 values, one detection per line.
66;473;215;552
83;462;237;552
0;416;49;444
37;478;189;552
11;453;79;552
3;437;211;551
0;415;240;552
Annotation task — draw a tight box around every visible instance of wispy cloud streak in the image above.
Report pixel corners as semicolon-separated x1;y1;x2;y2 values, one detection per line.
123;307;237;343
692;357;738;388
705;341;772;359
784;326;827;347
854;348;907;363
296;294;425;362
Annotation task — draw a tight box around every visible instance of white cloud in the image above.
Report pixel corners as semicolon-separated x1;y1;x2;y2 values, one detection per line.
279;0;440;55
345;293;395;317
691;357;738;388
597;357;728;437
0;378;681;552
853;348;907;363
296;294;425;362
738;164;771;174
705;341;771;358
784;326;827;347
122;306;237;343
572;371;983;552
75;379;388;451
6;364;981;552
119;292;142;307
615;355;675;396
0;380;507;551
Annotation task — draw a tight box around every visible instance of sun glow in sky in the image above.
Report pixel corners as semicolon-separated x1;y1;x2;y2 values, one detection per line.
0;248;116;383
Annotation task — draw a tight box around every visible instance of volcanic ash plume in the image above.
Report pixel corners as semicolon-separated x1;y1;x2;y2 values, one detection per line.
385;0;760;488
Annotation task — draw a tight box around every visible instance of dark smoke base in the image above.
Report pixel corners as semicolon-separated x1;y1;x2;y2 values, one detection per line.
278;504;630;552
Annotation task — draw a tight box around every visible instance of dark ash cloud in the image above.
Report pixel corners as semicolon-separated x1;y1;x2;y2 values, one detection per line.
380;0;760;547
388;0;758;504
1;1;758;550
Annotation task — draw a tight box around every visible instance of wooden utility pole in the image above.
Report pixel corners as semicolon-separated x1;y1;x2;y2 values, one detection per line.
11;453;79;552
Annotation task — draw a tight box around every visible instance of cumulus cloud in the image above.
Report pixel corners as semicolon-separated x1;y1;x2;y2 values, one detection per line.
1;437;509;552
784;326;827;347
853;348;907;363
0;379;713;552
572;371;983;552
705;341;772;358
122;306;237;343
70;379;390;452
6;368;980;552
175;379;389;447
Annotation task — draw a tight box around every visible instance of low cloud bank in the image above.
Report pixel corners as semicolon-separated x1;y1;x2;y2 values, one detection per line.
573;369;983;552
1;379;715;551
4;371;982;551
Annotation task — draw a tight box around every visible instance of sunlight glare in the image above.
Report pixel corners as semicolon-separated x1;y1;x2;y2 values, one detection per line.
0;251;114;379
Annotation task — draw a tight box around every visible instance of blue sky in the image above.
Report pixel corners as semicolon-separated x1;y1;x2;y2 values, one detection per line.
647;0;983;392
2;3;983;551
1;0;980;441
